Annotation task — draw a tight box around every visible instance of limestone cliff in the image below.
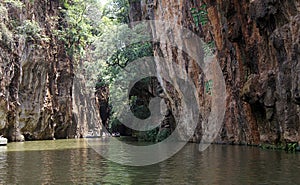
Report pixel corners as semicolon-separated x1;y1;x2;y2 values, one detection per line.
140;0;300;145
1;0;299;145
0;0;101;141
204;0;300;144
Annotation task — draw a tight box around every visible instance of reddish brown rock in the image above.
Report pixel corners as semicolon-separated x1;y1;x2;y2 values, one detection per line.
203;0;300;144
142;0;300;145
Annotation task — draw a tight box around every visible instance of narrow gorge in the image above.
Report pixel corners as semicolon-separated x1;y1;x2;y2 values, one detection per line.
0;0;299;147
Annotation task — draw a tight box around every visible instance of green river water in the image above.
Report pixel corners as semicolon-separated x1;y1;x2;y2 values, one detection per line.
0;139;300;184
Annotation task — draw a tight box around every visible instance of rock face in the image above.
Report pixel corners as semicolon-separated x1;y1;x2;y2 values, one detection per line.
140;0;217;142
204;0;300;144
139;0;300;145
0;0;101;141
1;0;298;145
95;83;110;131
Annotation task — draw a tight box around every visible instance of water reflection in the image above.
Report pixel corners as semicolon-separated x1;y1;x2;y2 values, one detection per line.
0;146;8;184
0;140;299;184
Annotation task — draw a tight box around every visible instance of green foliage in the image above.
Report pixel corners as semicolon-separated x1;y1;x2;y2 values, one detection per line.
139;128;159;142
0;23;13;47
156;128;171;142
0;3;14;48
72;0;155;139
203;40;215;56
190;4;208;27
17;20;45;41
83;0;152;89
3;0;23;8
130;96;151;120
259;143;285;150
0;4;8;21
102;0;130;24
110;118;122;132
56;0;99;58
286;143;298;152
18;20;41;35
108;42;153;68
137;128;171;142
259;142;300;153
205;79;213;95
87;21;153;100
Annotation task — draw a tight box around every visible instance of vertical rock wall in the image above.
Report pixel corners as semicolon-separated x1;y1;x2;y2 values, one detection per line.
204;0;300;144
0;0;102;141
140;0;300;144
143;0;211;142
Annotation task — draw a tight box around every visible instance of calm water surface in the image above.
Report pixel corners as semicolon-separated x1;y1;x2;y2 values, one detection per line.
0;139;300;184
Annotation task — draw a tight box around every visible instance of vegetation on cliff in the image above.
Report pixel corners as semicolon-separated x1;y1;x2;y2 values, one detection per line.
0;0;299;148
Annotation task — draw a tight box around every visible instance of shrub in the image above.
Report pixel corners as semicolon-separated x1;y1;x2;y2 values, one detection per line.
3;0;24;9
0;23;13;48
17;20;46;42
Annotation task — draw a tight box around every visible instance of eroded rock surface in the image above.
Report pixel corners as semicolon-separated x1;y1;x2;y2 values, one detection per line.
204;0;300;144
0;0;101;141
141;0;300;144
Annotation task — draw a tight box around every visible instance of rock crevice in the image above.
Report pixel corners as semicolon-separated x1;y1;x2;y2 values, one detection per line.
0;0;102;141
